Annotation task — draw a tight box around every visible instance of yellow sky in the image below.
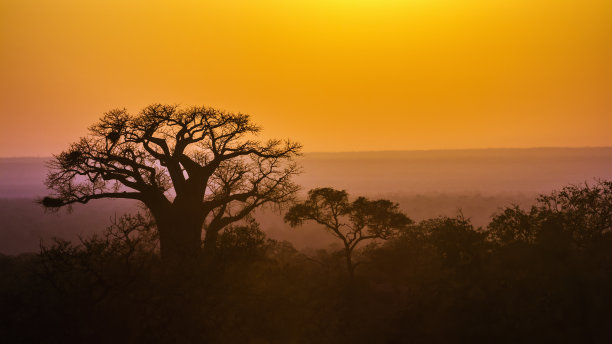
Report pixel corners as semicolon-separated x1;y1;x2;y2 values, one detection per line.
0;0;611;156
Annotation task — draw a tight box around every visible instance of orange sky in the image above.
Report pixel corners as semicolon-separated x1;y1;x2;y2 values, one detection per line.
1;0;611;156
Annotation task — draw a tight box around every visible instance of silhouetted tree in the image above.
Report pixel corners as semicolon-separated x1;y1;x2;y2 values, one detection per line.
284;188;411;278
37;213;158;303
42;104;301;268
216;219;270;261
411;214;487;269
487;205;540;245
488;180;612;247
6;181;612;342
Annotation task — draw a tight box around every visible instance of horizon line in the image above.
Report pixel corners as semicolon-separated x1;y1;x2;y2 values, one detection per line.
2;145;612;159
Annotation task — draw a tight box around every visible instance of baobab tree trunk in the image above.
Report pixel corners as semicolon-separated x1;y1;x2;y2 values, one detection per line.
154;210;204;270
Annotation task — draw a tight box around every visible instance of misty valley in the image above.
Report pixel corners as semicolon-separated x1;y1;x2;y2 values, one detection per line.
2;148;612;343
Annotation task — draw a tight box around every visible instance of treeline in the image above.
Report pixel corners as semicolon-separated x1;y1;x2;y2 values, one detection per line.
0;193;534;255
1;181;612;343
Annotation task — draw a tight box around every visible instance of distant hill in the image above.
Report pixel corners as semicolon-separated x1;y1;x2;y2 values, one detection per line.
0;157;50;198
297;147;612;195
1;147;611;254
3;148;612;197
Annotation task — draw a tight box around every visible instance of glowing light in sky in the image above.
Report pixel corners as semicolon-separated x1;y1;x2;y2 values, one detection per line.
0;0;610;155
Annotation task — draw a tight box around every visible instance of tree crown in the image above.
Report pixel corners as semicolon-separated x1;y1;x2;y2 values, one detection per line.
43;104;302;233
285;187;412;249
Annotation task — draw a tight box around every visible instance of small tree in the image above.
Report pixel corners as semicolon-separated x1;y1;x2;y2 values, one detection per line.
216;219;269;261
284;188;411;278
42;104;301;268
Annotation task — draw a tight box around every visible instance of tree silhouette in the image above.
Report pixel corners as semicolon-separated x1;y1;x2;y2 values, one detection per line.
488;180;612;247
284;187;411;278
42;104;301;268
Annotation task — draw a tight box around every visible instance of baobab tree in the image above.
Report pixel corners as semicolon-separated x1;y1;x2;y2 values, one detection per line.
285;188;412;278
42;104;301;268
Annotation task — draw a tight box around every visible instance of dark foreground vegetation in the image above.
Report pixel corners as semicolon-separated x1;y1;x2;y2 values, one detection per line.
2;181;612;343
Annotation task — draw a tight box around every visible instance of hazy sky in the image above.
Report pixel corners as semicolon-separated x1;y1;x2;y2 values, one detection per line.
1;0;611;156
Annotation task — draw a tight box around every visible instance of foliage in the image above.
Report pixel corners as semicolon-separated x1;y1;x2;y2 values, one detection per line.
285;187;412;277
216;219;270;261
488;180;612;247
42;104;302;264
4;181;612;342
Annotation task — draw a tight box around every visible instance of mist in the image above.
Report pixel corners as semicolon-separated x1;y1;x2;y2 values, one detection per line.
2;147;610;254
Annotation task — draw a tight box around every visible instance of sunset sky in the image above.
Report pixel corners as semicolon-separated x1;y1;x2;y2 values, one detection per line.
1;0;610;156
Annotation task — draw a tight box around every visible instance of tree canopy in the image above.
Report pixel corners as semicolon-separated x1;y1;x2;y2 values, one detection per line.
285;187;412;278
43;104;302;266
